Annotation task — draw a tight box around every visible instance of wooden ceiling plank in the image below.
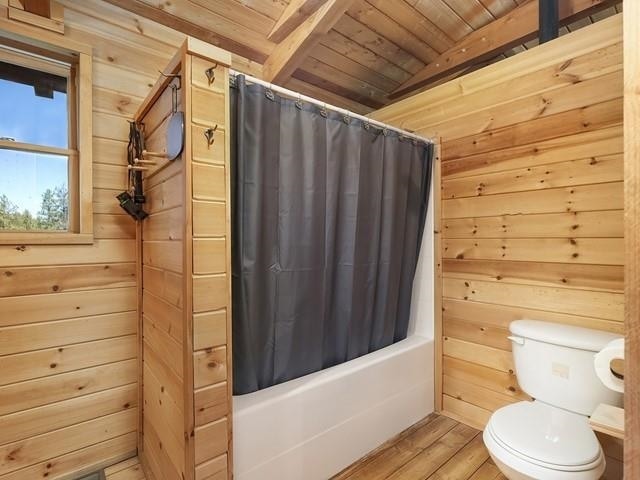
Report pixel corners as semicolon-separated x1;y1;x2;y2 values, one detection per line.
442;0;496;29
189;0;276;37
409;0;474;41
333;15;424;75
320;30;412;84
235;0;288;21
292;68;385;110
478;0;520;19
347;1;439;64
298;55;390;105
268;0;327;43
310;43;399;92
367;0;455;54
101;0;271;63
390;0;619;99
261;0;355;84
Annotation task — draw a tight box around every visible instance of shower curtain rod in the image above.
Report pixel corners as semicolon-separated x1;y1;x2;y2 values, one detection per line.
229;69;434;145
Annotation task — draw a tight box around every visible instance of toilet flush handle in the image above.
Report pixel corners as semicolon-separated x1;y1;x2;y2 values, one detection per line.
508;336;525;345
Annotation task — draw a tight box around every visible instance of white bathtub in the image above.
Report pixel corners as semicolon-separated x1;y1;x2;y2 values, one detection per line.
232;335;434;480
233;177;436;480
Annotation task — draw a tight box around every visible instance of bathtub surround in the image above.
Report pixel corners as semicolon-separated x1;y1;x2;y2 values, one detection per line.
231;75;434;394
233;335;434;480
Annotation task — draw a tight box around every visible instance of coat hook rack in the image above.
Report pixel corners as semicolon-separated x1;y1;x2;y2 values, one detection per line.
204;124;218;147
205;63;218;85
158;70;182;90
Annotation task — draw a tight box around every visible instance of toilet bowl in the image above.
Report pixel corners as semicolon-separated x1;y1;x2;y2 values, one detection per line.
482;320;623;480
483;401;605;480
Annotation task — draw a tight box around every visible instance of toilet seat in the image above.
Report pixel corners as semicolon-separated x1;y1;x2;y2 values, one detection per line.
483;401;605;480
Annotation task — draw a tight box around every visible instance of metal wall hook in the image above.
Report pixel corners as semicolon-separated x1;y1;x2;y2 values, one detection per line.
158;70;181;90
205;63;218;85
204;125;218;147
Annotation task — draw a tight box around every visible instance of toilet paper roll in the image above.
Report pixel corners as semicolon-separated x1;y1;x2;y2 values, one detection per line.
594;338;624;393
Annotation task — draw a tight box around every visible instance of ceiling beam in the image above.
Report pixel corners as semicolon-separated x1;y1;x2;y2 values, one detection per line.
262;0;354;84
389;0;619;99
101;0;267;64
268;0;327;43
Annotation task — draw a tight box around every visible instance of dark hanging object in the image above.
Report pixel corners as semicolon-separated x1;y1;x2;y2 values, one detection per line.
118;121;148;221
539;0;559;44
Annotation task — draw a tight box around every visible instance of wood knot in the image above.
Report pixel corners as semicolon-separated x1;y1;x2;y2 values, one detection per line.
15;245;26;252
3;271;13;277
52;285;60;292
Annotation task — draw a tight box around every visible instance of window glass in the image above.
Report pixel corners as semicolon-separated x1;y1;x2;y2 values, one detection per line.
0;60;69;148
0;151;68;231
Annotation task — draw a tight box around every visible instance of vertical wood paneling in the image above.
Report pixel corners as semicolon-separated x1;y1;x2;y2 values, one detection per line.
372;17;624;464
623;0;640;475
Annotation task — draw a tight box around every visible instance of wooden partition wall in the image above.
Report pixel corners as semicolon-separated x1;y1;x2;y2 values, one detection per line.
137;38;233;480
373;13;624;466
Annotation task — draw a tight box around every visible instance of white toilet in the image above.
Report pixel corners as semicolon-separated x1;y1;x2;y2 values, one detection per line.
483;320;623;480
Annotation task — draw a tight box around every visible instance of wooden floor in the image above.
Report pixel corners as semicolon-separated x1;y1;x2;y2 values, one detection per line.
102;415;498;480
332;414;507;480
104;457;146;480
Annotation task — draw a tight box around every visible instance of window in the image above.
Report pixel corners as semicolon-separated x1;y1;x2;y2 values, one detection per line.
0;28;93;244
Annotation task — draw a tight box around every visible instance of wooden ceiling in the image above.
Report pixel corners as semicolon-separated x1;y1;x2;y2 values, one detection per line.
103;0;622;114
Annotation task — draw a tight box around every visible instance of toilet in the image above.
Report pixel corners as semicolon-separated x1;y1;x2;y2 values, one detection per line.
483;320;623;480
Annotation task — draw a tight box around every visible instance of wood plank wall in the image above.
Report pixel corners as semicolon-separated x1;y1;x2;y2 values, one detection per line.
188;54;233;480
135;42;233;480
623;0;640;476
0;2;168;478
372;13;624;475
0;3;241;479
140;81;187;480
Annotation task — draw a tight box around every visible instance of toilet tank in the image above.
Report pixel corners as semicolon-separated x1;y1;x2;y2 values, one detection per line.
509;320;623;416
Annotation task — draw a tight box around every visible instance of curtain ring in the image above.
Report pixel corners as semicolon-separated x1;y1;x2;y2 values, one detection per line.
342;114;350;124
320;103;328;118
266;83;275;101
295;93;303;110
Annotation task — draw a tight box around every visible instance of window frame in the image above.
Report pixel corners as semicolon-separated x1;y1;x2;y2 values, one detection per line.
0;16;93;245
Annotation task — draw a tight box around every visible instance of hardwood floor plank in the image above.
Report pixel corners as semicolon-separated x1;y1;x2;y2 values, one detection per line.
426;434;490;479
332;414;505;480
386;424;479;480
345;415;457;480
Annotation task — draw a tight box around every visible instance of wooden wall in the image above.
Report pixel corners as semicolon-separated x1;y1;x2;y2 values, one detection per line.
624;0;640;476
140;79;187;479
188;52;233;480
373;13;623;469
0;2;238;479
134;41;233;480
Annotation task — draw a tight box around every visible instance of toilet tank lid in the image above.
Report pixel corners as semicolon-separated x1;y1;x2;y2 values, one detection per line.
510;320;621;351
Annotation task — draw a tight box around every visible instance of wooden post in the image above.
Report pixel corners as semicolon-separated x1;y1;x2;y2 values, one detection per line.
623;0;640;476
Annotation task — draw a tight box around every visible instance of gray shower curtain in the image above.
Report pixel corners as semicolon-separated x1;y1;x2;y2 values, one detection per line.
231;75;433;395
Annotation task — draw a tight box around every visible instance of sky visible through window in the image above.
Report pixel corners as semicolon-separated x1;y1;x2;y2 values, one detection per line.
0;79;69;215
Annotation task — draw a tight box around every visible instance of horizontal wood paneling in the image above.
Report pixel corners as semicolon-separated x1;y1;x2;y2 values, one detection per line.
0;1;185;477
373;18;624;430
443;210;623;239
